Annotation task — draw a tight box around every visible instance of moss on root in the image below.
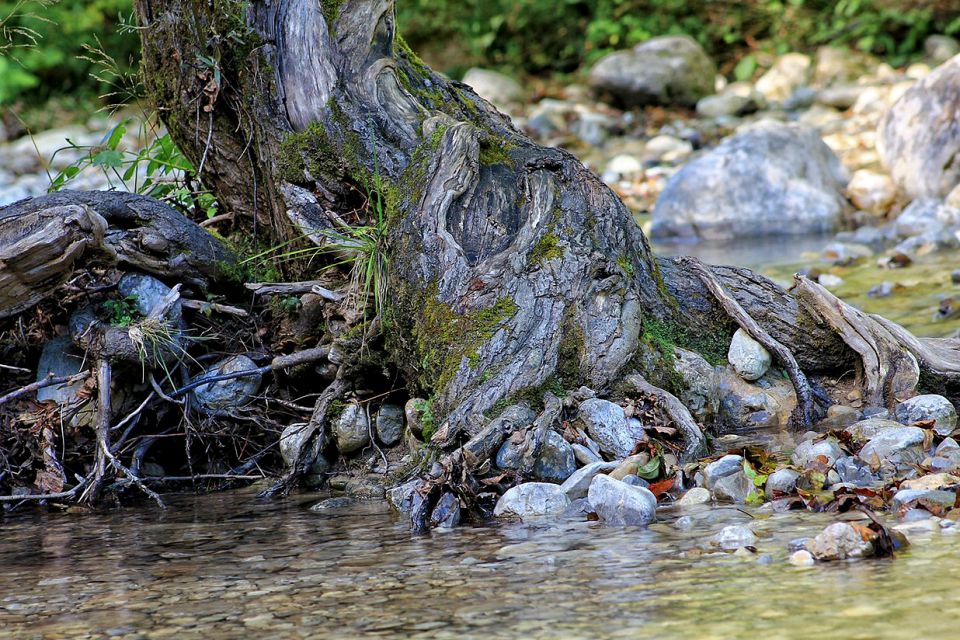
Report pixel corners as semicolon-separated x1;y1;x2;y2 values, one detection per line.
405;285;520;396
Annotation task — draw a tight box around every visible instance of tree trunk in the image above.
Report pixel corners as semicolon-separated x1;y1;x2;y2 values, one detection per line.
127;0;960;515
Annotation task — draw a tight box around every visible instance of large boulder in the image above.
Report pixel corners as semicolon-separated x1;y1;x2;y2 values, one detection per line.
878;55;960;199
652;122;849;240
587;474;657;525
588;35;716;107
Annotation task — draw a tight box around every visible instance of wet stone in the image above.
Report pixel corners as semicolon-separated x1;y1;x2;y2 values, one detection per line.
834;456;880;487
811;522;873;561
896;395;957;435
375;405;404;446
892;488;957;513
845;418;907;442
792;438;843;469
587;474;657;526
309;497;355;512
712;470;754;504
494;483;570;518
430;492;461;529
578;398;644;458
711;524;757;550
495;430;577;484
702;454;744;489
765;468;800;499
858;427;926;466
677;487;712;506
386;479;420;515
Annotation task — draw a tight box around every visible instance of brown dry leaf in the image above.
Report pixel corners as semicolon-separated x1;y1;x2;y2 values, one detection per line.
35;470;64;493
648;477;675;499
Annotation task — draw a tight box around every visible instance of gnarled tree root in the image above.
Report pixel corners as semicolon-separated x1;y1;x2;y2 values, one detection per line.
624;374;706;460
792;275;920;409
680;257;816;427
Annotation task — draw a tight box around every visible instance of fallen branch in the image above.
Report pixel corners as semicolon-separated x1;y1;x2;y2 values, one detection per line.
180;298;249;317
0;477;89;503
170;345;331;397
0;372;89;407
245;281;344;301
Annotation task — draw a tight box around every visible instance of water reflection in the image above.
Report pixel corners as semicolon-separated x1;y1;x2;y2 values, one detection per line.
0;490;957;639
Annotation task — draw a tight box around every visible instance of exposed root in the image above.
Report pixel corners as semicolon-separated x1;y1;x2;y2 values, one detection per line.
520;393;562;474
624;373;706;460
681;257;815;427
80;359;165;507
793;275;920;409
258;374;348;498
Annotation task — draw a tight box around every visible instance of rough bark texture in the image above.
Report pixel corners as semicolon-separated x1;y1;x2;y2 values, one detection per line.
127;0;960;457
0;191;234;319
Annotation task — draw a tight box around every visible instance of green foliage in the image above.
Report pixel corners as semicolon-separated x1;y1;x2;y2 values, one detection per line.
101;294;140;327
397;0;959;75
413;398;436;440
49;118;219;219
0;0;140;105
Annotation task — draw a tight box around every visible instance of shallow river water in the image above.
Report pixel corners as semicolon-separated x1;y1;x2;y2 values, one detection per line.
1;488;958;640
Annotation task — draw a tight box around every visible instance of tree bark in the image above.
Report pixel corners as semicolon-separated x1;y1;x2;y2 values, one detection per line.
126;0;958;460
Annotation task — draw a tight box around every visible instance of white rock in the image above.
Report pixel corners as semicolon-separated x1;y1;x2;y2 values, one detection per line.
711;524;757;550
462;68;524;110
755;53;812;102
846;169;897;213
494;482;570;518
579;398;644;458
677;486;712;506
587;474;657;525
728;328;771;381
559;461;619;500
810;522;873;560
896;394;958;435
789;549;815;566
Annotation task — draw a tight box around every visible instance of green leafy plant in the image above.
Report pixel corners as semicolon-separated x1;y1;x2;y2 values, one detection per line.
101;294;141;327
49;119;218;219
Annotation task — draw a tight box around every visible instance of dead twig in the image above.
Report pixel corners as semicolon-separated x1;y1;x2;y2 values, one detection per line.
180;299;249;317
0;372;89;407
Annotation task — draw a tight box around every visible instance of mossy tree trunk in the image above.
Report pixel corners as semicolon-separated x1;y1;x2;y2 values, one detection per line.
131;0;960;502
